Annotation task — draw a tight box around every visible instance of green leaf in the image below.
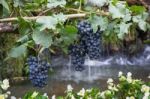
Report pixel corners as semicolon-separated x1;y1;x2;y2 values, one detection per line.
111;0;118;5
89;15;108;32
53;13;67;22
36;16;58;30
32;31;52;48
109;3;124;19
13;0;24;7
132;15;141;23
47;0;66;9
130;5;146;14
118;22;132;39
61;25;77;45
138;20;147;31
87;0;109;7
109;2;130;19
17;35;29;43
9;45;27;58
64;25;78;34
18;17;31;34
36;14;67;31
123;13;131;22
132;12;149;31
0;0;9;11
24;3;40;10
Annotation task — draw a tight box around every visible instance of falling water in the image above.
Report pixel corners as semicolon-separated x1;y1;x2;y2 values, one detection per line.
67;56;72;80
51;45;150;82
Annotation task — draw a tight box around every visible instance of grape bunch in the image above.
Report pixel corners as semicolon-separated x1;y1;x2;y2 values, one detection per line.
69;20;102;71
27;56;51;87
68;44;86;71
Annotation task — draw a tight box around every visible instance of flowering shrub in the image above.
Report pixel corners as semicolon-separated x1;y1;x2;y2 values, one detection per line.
52;72;150;99
0;72;150;99
0;79;10;99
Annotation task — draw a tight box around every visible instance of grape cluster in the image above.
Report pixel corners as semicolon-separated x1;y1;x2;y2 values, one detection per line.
69;21;102;71
68;44;85;71
27;56;51;87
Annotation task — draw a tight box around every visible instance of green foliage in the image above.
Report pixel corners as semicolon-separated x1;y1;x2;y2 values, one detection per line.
32;30;52;48
54;72;150;99
8;45;27;58
89;15;108;32
23;91;48;99
129;5;146;14
47;0;66;9
0;0;149;59
0;0;9;11
59;25;78;53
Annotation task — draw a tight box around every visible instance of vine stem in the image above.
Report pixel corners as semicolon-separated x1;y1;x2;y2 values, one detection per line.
0;13;86;22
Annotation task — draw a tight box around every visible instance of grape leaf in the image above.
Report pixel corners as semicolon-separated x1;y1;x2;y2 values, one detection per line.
36;16;58;31
61;25;77;45
32;31;52;48
87;0;109;7
138;20;147;31
0;0;9;11
89;15;108;32
109;2;130;19
123;13;131;22
47;0;66;9
63;25;78;34
36;14;67;31
9;45;27;58
109;3;124;19
118;22;132;39
130;5;146;14
132;12;149;31
53;13;67;22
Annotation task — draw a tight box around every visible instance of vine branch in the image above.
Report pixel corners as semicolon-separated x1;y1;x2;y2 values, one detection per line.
0;13;86;22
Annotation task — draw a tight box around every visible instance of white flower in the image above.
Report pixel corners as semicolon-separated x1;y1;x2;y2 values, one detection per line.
1;79;10;90
4;94;8;98
67;84;73;92
141;85;150;93
52;95;56;99
127;77;132;83
7;91;11;95
118;71;123;77
100;92;105;98
77;88;85;96
87;97;92;99
10;96;17;99
71;95;76;99
127;72;132;78
108;85;118;91
86;89;91;93
43;93;48;97
126;96;135;99
31;92;38;98
107;78;113;84
119;76;126;81
126;72;132;83
143;92;150;99
148;75;150;79
105;90;111;95
108;85;113;90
